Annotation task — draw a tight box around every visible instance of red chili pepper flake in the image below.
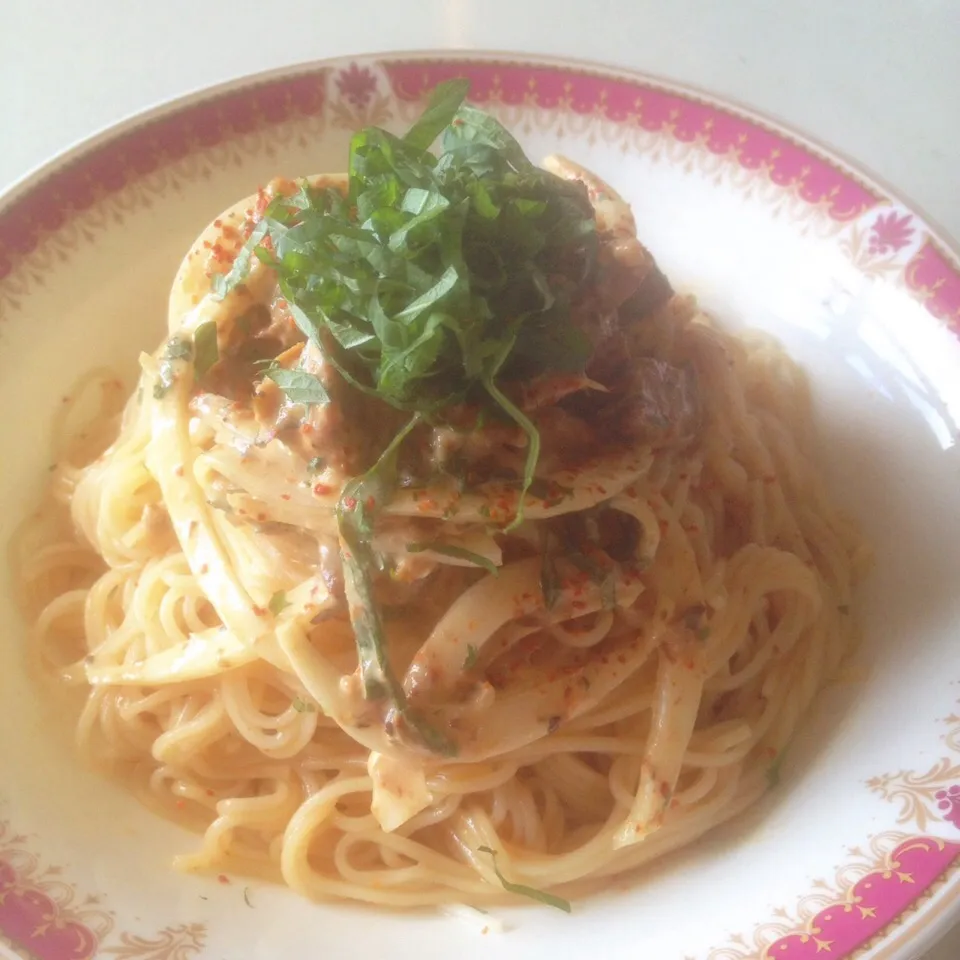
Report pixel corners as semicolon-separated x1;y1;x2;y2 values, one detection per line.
253;606;266;617
174;465;185;477
365;495;376;510
343;496;358;510
175;799;186;809
218;874;231;885
313;483;332;496
257;513;267;522
281;494;291;501
206;788;215;797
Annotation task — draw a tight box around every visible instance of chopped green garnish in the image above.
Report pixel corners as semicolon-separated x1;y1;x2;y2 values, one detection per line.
216;78;597;519
291;696;316;713
463;643;479;670
767;750;786;788
212;219;267;298
526;478;573;505
307;456;327;473
338;417;457;756
406;541;499;576
477;846;572;912
210;81;604;756
261;364;330;406
268;590;290;615
164;336;193;361
568;551;616;610
153;362;176;399
540;528;562;610
402;78;471;150
193;321;219;380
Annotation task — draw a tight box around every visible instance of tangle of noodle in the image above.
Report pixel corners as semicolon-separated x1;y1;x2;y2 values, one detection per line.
13;157;869;909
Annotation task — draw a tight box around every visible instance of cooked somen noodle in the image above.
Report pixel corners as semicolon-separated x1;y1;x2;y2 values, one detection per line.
14;81;868;909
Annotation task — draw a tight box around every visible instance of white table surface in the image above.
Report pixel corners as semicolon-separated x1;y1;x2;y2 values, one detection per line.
2;1;958;957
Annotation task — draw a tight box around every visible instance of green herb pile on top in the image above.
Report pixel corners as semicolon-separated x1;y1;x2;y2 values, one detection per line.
214;79;604;754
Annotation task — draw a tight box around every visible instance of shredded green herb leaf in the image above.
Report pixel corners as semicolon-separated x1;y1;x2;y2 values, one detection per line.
338;417;457;756
164;336;193;361
403;78;471;150
477;846;572;912
213;80;604;756
568;551;616;610
307;456;327;473
540;528;562;610
268;590;290;615
193;321;219;380
212;219;267;298
217;78;596;510
767;751;786;788
463;643;479;670
406;541;499;576
261;364;330;406
153;362;176;399
291;696;316;713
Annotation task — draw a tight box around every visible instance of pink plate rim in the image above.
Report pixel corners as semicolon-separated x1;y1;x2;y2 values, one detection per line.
1;49;959;960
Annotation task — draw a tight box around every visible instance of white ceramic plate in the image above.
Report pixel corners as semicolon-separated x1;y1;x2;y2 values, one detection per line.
2;52;960;960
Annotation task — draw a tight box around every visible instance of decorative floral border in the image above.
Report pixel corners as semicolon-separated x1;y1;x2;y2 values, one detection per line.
701;833;960;960
0;814;206;960
868;712;960;837
703;707;960;960
1;53;960;960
